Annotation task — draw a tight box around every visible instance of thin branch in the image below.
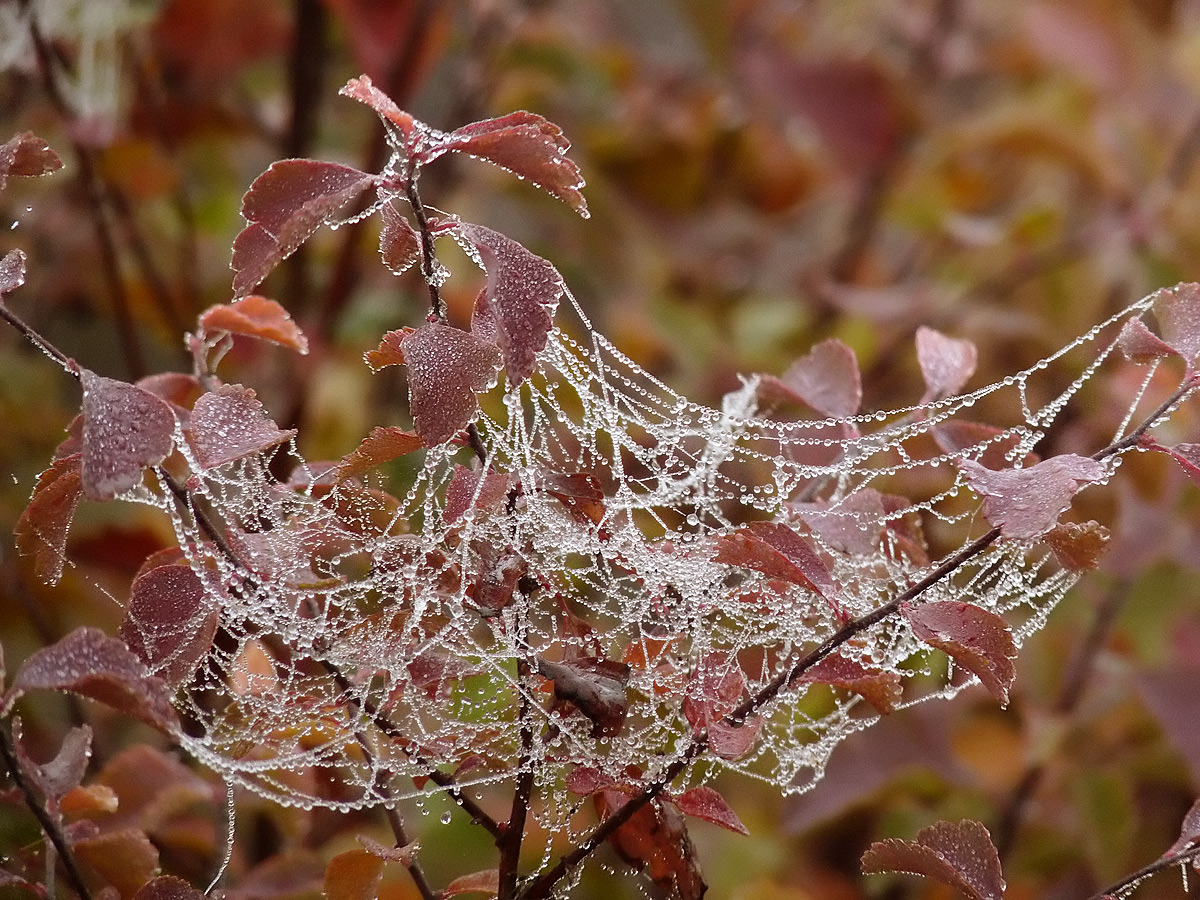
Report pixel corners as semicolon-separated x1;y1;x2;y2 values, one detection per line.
405;171;445;321
1086;842;1200;900
498;660;536;900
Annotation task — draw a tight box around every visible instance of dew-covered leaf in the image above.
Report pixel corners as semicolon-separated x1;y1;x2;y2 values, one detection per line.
332;426;423;482
0;247;26;294
198;295;308;353
12;627;178;733
406;648;484;701
1153;282;1200;363
79;370;176;501
445;464;511;523
73;827;160;898
861;819;1005;900
379;201;421;275
233;159;375;295
458;223;564;384
434;111;588;215
672;786;749;835
1151;441;1200;488
594;792;706;900
364;327;412;371
400;323;502;446
708;716;762;761
15;453;83;584
339;75;417;140
119;564;218;688
565;765;615;796
443;869;500;897
1118;317;1177;364
0;132;63;190
541;472;606;527
133;876;207;900
357;834;417;865
959;454;1105;540
796;653;903;714
683;652;745;730
188;383;296;468
904;602;1016;705
917;326;977;402
537;656;631;737
714;521;838;603
758;338;861;418
468;541;527;616
791;490;886;555
1045;520;1110;571
324;849;384;900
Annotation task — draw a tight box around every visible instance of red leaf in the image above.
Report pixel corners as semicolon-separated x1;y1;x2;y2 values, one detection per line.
672;786;749;835
332;426;423;482
1118;317;1177;364
468;541;528;616
12;627;179;733
541;472;607;527
339;75;417;140
0;247;26;294
683;652;745;730
565;765;615;795
133;876;207;900
364;327;413;371
0;132;62;190
80;370;176;501
233;159;375;295
959;454;1105;540
796;653;903;714
904;602;1016;705
324;849;384;900
458;223;564;383
73;828;160;897
594;792;706;900
199;295;308;353
708;716;762;761
1045;521;1110;571
917;326;977;402
443;869;500;897
15;453;83;585
188;383;296;468
1153;282;1200;363
357;834;417;865
119;564;218;688
401;323;502;446
1155;441;1200;488
932;420;1037;470
537;656;631;737
791;490;886;555
379;201;421;275
444;464;511;523
714;521;838;603
433;111;588;216
861;819;1005;900
758;338;861;418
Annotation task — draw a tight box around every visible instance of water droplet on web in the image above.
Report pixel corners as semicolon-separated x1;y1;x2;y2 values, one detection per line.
440;811;452;824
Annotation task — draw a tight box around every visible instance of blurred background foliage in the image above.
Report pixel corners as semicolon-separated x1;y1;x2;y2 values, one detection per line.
3;0;1200;897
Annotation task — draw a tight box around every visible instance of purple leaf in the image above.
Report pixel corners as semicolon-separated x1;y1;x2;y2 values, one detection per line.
188;383;297;468
791;489;886;555
537;656;631;737
933;420;1037;470
400;323;502;446
15;724;93;805
917;326;977;402
431;111;588;216
79;369;176;501
758;338;862;418
861;819;1005;900
119;564;219;688
233;159;375;295
1150;441;1200;488
683;652;745;730
379;202;421;275
714;521;839;604
15;453;83;585
1153;282;1200;363
672;786;749;835
458;223;564;384
904;601;1016;705
0;132;63;190
0;248;26;294
959;454;1105;540
1117;317;1177;364
12;627;179;733
468;540;528;616
796;652;903;714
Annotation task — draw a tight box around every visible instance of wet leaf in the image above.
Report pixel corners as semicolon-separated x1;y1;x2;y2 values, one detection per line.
443;869;500;897
1152;282;1200;363
379;201;421;275
357;834;417;865
861;819;1005;900
683;652;745;730
537;656;631;737
594;791;706;900
758;338;861;418
364;327;412;371
468;541;528;616
672;786;749;835
0;247;26;294
796;653;903;714
917;326;978;402
37;724;93;803
1167;797;1200;857
1045;520;1110;571
400;323;502;446
332;426;423;482
198;295;308;353
119;564;219;688
565;765;615;796
714;521;838;603
188;383;296;468
340;75;418;141
324;849;384;900
541;472;607;528
904;602;1016;705
12;627;179;733
0;132;62;190
458;223;564;384
434;111;588;215
1152;441;1200;488
708;716;762;761
1118;317;1177;364
444;464;511;523
79;370;176;501
15;453;84;585
959;454;1105;540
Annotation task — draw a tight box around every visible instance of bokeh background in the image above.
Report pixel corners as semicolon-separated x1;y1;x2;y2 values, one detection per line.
4;1;1200;897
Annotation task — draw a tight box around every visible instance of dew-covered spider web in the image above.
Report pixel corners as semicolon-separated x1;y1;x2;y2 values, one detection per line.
115;282;1179;849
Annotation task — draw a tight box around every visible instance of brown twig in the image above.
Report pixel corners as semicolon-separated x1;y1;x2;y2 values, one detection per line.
1086;841;1200;900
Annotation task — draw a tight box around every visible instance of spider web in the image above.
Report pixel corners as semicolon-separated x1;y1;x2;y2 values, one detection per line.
119;285;1164;845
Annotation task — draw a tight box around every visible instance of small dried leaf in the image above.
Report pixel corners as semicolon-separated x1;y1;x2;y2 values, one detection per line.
959;454;1105;540
714;521;838;602
80;370;176;501
332;426;423;482
13;627;179;733
861;819;1005;900
537;656;631;737
379;201;421;275
324;849;385;900
905;602;1016;705
1118;317;1177;364
401;323;502;446
435;111;588;215
458;223;564;384
364;327;412;371
594;792;706;900
38;725;93;802
132;876;207;900
796;653;903;714
0;247;27;294
917;326;977;402
759;338;861;418
444;869;500;897
672;786;749;835
119;564;218;688
1153;282;1200;363
188;383;296;468
198;295;308;353
0;132;63;190
444;465;511;523
1045;521;1110;571
15;453;83;584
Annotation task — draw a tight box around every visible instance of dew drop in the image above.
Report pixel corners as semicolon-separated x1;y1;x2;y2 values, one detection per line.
440;811;452;824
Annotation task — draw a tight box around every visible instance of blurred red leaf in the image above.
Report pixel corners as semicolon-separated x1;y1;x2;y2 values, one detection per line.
791;490;886;556
1045;520;1110;571
959;454;1105;540
796;653;903;714
94;744;211;833
324;849;384;900
1;248;26;294
73;828;160;899
0;132;62;190
324;2;449;86
79;370;175;501
188;383;296;468
13;628;179;733
199;295;308;353
714;521;838;604
672;785;749;835
861;819;1004;900
379;201;421;275
683;652;745;730
904;602;1016;705
133;876;207;900
400;323;502;446
444;464;510;523
444;869;500;897
332;426;423;482
594;791;706;900
758;338;861;418
364;327;413;371
15;453;83;585
1152;282;1200;364
933;421;1037;470
917;326;977;403
537;656;631;737
708;716;762;761
119;564;218;688
458;224;564;384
